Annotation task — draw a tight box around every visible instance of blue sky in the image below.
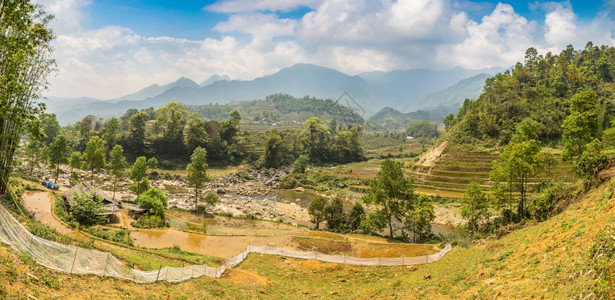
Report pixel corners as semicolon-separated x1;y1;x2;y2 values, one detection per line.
41;0;615;99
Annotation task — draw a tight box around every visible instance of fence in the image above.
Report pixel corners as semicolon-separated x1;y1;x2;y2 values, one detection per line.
0;201;452;283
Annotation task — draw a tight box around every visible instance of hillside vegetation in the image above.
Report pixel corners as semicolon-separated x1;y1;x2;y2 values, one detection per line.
447;43;615;146
2;176;614;298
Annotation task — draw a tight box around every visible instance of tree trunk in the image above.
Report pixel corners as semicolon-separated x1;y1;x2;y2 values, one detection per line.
112;178;116;200
55;165;59;183
388;217;394;239
195;188;198;211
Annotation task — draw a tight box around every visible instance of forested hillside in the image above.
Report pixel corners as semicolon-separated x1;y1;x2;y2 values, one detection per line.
447;42;615;146
187;94;364;125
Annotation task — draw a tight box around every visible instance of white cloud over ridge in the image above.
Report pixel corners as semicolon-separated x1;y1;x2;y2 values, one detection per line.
44;0;615;99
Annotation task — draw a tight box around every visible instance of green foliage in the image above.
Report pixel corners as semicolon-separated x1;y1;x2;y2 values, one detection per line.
562;90;600;160
588;227;615;297
450;44;615;146
324;196;346;231
69;151;82;173
108;145;126;200
263;130;287;168
146;157;158;169
308;196;327;229
405;120;440;139
69;192;106;226
186;147;209;210
137;188;168;221
185;114;209;154
574;138;608;186
363;159;414;238
155;102;189;141
331;127;365;163
461;182;490;236
24;133;42;176
292;154;310;174
45;135;71;183
270;94;364;124
129;156;150;197
405;194;435;242
83;136;106;184
360;211;386;234
0;1;54;193
347;202;365;231
198;192;219;214
103;117;121;149
490;122;542;217
533;180;569;221
128;112;148;156
302;117;331;164
40;113;60;146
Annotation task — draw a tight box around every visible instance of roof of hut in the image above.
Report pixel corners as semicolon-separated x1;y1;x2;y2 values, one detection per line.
64;182;120;215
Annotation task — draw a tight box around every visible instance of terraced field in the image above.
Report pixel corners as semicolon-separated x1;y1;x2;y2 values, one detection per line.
411;143;576;199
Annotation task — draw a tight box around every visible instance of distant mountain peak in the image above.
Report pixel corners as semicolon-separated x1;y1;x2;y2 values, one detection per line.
199;74;230;87
173;77;198;87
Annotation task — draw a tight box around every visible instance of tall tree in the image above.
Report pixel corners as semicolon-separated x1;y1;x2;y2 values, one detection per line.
263;129;286;168
103;117;121;150
490;118;542;218
83;136;106;185
308;196;328;229
302;117;331;163
155;102;188;141
347;202;366;231
129;112;148;156
24;127;43;176
0;0;54;193
324;196;346;231
185;114;209;154
405;194;435;242
186;147;208;211
69;151;82;178
46;135;71;183
575;138;608;187
129;156;149;198
461;182;490;236
108;145;127;200
562;90;600;160
363;159;414;238
40;113;60;146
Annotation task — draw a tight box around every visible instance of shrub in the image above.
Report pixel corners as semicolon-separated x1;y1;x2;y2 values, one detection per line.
69;192;106;226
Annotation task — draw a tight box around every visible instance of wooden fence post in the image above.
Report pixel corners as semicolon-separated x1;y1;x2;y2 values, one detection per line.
70;246;78;273
103;253;110;275
155;265;162;282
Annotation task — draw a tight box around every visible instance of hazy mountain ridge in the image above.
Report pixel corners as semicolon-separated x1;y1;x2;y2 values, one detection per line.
44;64;500;124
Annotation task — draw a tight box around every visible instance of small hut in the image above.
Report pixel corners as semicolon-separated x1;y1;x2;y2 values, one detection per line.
64;182;120;221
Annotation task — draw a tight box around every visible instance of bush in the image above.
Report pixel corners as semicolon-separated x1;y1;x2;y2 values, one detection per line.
69;192;106;226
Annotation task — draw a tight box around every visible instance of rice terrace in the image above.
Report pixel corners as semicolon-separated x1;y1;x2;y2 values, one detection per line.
2;0;615;299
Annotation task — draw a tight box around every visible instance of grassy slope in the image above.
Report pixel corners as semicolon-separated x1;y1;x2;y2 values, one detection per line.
1;177;612;298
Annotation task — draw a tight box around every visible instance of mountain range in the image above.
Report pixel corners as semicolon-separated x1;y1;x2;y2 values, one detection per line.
44;64;502;124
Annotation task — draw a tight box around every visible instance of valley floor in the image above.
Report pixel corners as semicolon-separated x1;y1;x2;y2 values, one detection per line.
2;176;612;298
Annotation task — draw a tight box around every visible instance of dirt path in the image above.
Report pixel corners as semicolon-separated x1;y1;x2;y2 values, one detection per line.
416;141;447;169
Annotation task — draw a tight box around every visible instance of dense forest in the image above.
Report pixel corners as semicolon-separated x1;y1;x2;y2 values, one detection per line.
30;100;365;170
446;42;615;146
187;94;365;125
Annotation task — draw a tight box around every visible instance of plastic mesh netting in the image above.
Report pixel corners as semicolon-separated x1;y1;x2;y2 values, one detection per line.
0;202;452;283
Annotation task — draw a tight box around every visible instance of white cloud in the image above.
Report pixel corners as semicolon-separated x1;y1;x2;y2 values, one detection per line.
438;3;538;68
544;2;577;49
44;0;615;99
39;0;90;33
